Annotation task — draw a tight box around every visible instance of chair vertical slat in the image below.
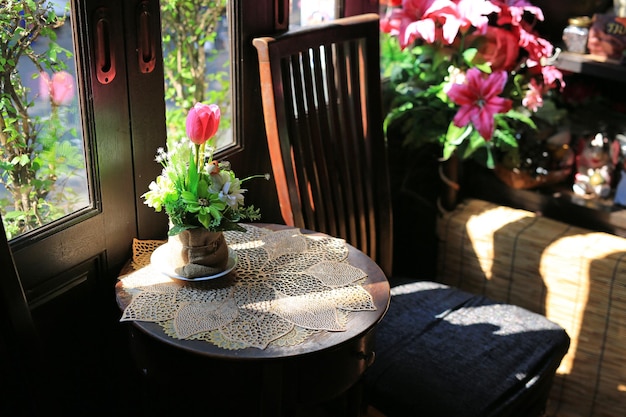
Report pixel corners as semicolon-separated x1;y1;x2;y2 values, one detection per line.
354;38;379;265
333;40;364;249
322;41;353;242
339;38;370;256
348;38;373;257
302;46;331;234
285;54;316;230
308;45;338;238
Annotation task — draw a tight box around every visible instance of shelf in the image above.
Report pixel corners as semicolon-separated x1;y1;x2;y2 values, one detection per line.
465;166;626;238
555;51;626;82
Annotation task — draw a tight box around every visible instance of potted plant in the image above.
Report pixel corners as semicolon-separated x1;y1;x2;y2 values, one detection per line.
142;102;267;279
380;0;567;202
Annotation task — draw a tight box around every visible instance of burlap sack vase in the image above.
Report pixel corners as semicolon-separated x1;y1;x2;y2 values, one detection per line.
167;228;230;278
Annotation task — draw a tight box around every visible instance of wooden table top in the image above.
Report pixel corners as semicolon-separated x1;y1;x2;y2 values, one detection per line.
115;223;390;361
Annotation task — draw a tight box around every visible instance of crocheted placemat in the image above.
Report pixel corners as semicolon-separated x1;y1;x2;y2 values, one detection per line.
118;224;375;350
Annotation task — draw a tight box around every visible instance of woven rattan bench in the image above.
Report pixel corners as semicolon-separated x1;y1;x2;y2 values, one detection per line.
437;198;626;417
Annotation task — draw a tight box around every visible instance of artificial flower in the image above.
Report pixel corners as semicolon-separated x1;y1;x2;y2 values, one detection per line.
186;102;220;145
380;0;564;167
143;102;265;235
467;26;519;72
522;78;544;112
448;68;513;141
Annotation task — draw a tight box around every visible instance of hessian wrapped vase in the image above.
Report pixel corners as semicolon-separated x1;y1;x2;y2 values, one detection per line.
168;228;229;279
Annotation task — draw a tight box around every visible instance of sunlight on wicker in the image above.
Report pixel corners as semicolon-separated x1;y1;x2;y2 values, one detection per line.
437;199;626;417
465;204;534;280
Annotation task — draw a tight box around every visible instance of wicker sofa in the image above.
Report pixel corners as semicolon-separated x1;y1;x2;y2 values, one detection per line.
437;199;626;417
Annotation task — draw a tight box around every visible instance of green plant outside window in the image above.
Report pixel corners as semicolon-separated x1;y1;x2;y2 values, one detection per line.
0;0;87;240
160;0;231;151
1;0;234;240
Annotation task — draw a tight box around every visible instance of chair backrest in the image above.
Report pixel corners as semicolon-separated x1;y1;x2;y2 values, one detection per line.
253;13;393;277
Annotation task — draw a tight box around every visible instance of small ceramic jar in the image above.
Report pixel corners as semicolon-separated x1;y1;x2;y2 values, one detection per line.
563;16;592;54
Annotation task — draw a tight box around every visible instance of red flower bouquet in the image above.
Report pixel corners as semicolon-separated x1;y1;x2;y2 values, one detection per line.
381;0;564;168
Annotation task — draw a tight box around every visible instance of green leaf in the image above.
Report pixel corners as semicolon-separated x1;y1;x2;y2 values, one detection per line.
462;48;478;65
442;141;457;161
445;122;473;146
197;212;210;229
208;205;222;220
465;131;489;156
168;224;194;236
197;178;210;198
484;147;495;169
187;152;199;193
493;126;519;149
10;155;31;166
181;190;197;202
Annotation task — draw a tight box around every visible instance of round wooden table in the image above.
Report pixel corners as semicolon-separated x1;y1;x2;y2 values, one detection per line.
115;224;390;416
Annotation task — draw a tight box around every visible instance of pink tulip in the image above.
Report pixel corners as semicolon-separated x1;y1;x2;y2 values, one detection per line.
39;71;75;106
185;103;221;145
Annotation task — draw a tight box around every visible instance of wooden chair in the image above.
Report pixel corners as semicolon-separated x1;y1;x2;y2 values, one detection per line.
253;13;570;417
253;13;393;278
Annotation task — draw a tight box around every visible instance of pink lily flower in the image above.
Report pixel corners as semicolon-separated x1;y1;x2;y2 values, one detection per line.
416;0;499;45
453;0;501;34
447;68;513;141
386;0;456;46
494;0;544;26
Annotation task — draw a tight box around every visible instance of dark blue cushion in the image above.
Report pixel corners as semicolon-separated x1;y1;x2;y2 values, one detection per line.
364;281;570;417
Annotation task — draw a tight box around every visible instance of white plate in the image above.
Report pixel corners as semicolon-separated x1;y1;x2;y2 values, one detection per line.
150;245;238;281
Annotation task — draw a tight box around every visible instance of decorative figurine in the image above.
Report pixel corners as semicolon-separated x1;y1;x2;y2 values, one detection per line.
573;132;613;198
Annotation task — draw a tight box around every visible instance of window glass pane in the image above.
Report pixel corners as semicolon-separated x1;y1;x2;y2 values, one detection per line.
160;0;232;150
1;0;89;240
158;0;340;152
291;0;337;29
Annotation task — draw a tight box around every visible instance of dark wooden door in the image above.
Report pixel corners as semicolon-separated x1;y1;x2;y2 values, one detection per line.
8;0;166;326
2;0;166;412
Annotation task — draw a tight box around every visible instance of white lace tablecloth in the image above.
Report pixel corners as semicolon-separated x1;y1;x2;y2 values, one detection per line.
118;224;376;350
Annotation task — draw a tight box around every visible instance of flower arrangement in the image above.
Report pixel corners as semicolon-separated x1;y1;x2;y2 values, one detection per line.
142;102;265;236
380;0;565;168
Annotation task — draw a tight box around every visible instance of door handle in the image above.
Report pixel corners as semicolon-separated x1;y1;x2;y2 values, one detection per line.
275;0;289;31
137;0;156;74
94;7;116;84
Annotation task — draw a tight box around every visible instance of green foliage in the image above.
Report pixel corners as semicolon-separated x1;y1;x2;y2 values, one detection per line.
160;0;231;148
380;25;545;169
142;139;263;235
0;0;83;239
381;34;458;152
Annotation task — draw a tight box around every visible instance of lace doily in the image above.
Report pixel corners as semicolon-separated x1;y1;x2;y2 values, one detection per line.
119;225;376;350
